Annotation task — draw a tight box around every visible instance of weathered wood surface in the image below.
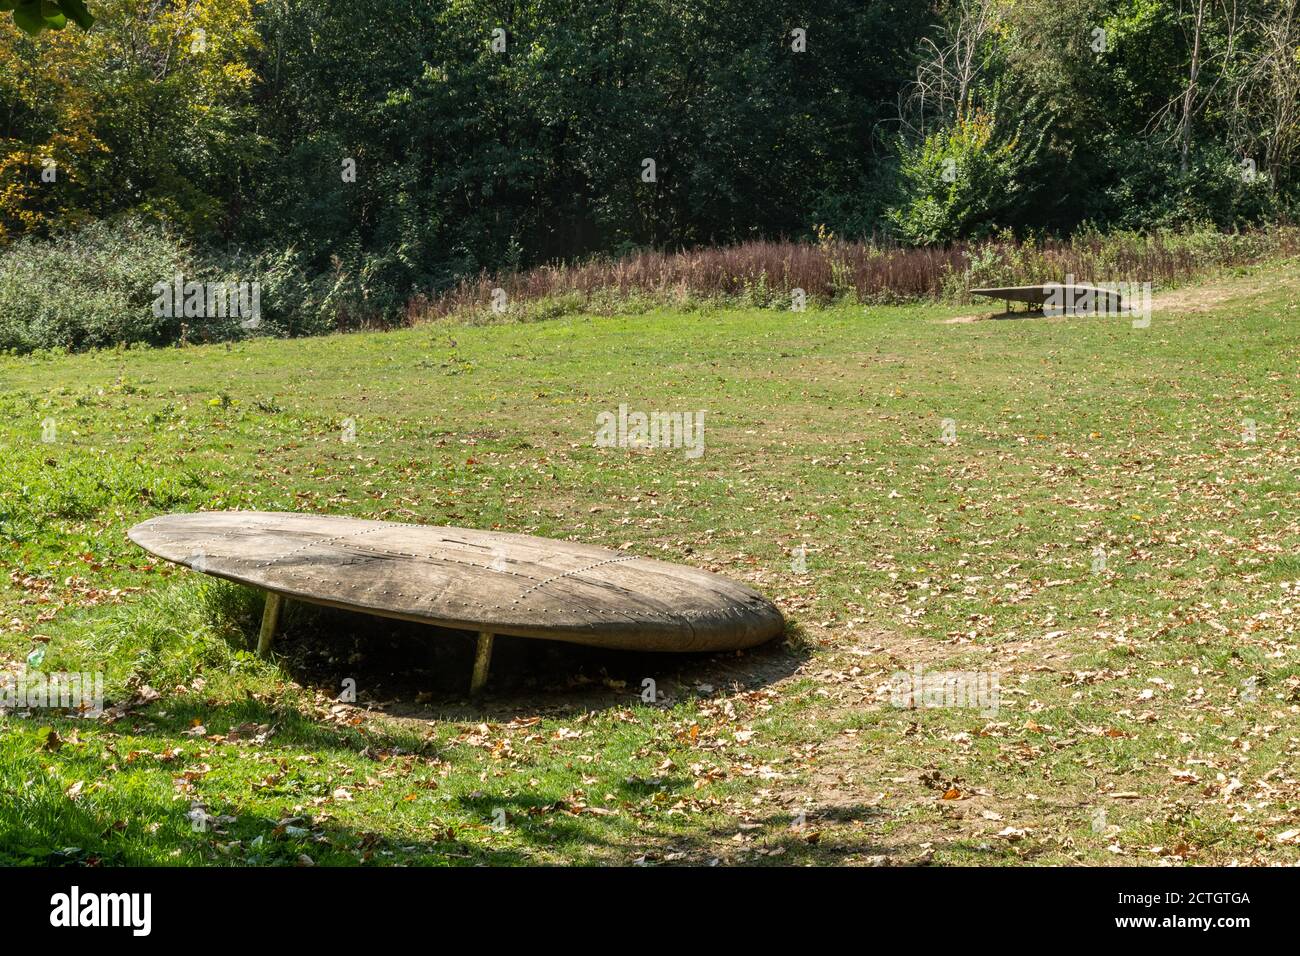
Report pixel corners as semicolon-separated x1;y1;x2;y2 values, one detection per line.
970;284;1123;309
128;512;784;652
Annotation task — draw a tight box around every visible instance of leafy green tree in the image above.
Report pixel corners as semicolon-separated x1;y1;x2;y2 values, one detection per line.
888;110;1038;244
235;0;928;319
1;0;259;239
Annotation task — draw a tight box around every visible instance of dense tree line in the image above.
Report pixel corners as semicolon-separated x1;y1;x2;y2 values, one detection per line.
1;0;1296;324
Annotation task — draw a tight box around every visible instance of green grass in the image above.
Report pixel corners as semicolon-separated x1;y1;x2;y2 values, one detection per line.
2;260;1300;865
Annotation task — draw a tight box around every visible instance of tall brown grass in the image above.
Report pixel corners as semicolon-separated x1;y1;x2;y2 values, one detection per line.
406;226;1300;323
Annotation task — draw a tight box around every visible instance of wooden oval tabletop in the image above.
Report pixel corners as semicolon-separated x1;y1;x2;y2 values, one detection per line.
128;512;784;652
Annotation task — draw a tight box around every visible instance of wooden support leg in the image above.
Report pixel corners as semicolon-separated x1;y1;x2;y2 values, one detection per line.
470;631;494;695
256;592;283;659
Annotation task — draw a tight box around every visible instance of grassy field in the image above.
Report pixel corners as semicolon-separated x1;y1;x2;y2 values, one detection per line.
2;260;1299;866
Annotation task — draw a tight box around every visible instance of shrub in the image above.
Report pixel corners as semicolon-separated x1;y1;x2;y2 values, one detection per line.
0;218;191;352
0;221;389;353
1101;141;1286;231
199;244;328;341
887;111;1033;246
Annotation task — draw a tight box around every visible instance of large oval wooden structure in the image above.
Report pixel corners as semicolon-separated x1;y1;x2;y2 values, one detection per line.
127;512;785;654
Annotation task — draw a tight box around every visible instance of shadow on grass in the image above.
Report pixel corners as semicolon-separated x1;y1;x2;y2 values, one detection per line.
5;714;909;867
239;596;808;722
684;804;901;866
209;798;904;867
124;695;437;757
10;800;909;867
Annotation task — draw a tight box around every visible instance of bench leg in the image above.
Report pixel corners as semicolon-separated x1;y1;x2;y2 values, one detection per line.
470;631;494;695
256;592;284;658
